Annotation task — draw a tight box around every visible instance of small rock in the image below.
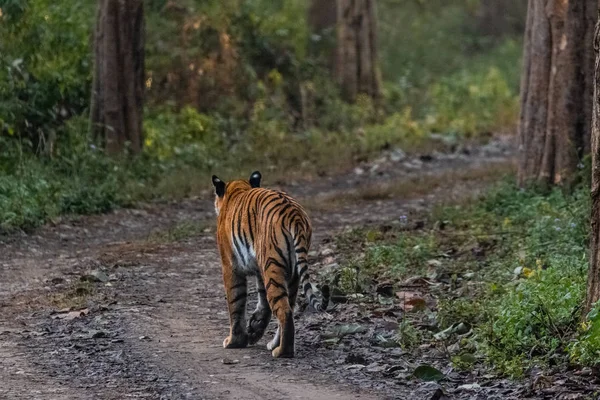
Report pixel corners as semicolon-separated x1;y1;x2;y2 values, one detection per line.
390;149;406;162
354;167;365;176
427;259;442;268
222;358;239;365
91;330;108;339
457;383;481;391
320;248;334;257
81;270;109;283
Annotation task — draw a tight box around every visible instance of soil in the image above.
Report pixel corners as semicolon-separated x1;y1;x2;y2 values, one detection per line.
2;135;575;400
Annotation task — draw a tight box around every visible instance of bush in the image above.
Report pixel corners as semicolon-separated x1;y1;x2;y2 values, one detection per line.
0;1;93;146
334;180;594;377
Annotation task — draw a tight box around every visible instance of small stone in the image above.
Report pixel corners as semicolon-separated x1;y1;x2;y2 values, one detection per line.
320;248;334;257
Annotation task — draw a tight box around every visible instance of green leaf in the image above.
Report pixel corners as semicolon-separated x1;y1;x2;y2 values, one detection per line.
412;365;444;382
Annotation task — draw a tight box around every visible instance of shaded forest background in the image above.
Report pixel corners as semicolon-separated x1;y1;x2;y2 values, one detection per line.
0;0;524;230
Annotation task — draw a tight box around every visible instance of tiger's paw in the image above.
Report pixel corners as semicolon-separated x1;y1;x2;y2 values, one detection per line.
271;346;294;358
247;310;271;345
223;334;248;349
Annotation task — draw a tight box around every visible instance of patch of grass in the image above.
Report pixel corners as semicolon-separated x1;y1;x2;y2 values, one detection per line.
50;281;96;310
333;178;592;377
147;220;212;243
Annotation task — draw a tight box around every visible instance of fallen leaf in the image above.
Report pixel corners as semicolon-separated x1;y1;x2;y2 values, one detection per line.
434;322;471;340
459;353;477;364
54;308;89;320
396;291;426;312
413;365;444;382
322;324;367;339
457;383;481;391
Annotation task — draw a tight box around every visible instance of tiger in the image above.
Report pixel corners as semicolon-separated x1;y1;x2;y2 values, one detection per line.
211;171;330;358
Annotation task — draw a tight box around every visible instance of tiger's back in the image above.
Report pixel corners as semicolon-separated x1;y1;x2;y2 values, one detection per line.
212;171;329;358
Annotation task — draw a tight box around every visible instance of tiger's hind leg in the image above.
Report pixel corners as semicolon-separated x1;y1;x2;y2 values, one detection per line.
248;277;271;345
222;267;248;349
265;274;299;357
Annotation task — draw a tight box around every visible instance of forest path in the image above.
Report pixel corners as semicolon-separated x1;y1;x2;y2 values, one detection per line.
0;137;515;400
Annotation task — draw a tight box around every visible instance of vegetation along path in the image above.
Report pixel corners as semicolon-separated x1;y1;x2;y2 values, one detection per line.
0;137;541;400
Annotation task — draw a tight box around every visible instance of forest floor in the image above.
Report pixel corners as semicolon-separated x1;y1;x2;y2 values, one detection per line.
1;134;575;400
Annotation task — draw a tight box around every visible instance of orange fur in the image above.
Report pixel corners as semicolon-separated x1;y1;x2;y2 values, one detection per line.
212;171;329;358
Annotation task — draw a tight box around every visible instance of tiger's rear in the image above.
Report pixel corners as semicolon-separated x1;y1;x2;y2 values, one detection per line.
212;171;329;358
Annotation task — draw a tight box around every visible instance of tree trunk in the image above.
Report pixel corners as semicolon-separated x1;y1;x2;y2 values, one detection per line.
90;0;145;156
518;0;596;188
335;0;380;102
308;0;338;70
586;10;600;315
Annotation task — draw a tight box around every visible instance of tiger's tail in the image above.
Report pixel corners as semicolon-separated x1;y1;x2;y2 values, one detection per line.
295;241;330;312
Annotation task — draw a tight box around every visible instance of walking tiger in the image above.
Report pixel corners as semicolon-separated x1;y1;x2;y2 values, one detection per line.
211;171;330;358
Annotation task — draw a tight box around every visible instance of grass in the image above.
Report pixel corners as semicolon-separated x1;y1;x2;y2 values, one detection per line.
50;281;96;310
330;177;594;376
146;220;212;243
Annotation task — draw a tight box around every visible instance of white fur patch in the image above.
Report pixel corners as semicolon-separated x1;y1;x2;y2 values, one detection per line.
232;235;258;274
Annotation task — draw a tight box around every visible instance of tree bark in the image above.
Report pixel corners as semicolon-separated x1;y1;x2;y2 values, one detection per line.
335;0;380;102
518;0;596;188
586;10;600;315
308;0;337;70
90;0;145;155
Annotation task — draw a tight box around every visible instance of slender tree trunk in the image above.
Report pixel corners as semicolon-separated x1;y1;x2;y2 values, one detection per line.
308;0;337;70
90;0;145;155
518;0;596;188
335;0;380;102
586;10;600;315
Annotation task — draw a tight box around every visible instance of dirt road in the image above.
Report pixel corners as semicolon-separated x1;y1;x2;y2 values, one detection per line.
0;138;517;400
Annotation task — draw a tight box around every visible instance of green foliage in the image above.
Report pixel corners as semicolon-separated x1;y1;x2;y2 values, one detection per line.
0;0;93;144
336;180;594;376
0;0;525;232
569;304;600;366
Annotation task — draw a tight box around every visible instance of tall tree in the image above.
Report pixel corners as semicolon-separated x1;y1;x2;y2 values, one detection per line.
518;0;596;188
335;0;380;102
586;10;600;315
308;0;380;102
90;0;145;155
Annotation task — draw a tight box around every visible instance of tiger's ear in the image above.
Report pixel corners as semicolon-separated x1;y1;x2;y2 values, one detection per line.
249;171;261;188
212;175;225;197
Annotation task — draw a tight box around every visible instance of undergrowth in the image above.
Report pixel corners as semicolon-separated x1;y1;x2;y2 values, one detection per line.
0;1;523;231
334;179;596;376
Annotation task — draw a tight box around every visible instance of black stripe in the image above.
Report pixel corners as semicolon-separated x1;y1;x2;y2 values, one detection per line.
274;245;288;266
266;278;286;291
272;292;288;305
298;265;308;278
303;281;312;293
230;292;247;304
247;199;255;245
295;247;307;254
232;236;245;265
231;282;246;290
264;257;287;273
